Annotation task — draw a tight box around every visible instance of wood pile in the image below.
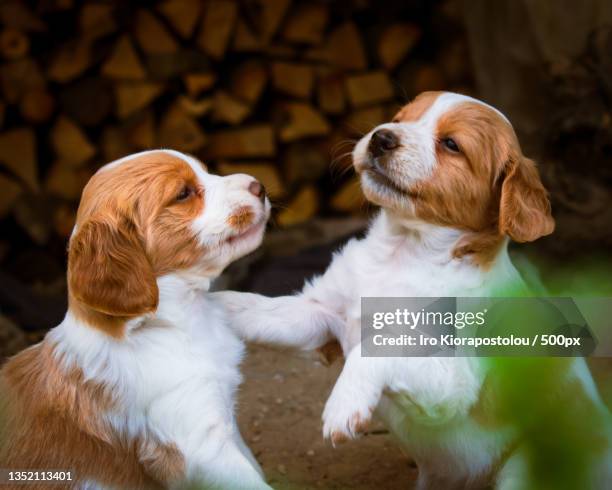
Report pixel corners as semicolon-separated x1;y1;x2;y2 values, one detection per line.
0;0;473;257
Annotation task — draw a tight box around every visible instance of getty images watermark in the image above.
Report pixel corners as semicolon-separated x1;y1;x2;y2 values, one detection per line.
361;297;612;357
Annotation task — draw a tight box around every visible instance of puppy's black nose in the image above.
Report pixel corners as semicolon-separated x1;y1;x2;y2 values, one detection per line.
248;180;266;203
368;129;399;158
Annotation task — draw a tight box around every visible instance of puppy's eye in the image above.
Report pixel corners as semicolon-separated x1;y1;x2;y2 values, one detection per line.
441;137;460;153
176;186;193;201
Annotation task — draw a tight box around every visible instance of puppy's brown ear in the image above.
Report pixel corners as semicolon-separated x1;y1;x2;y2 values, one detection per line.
68;218;158;316
499;155;555;242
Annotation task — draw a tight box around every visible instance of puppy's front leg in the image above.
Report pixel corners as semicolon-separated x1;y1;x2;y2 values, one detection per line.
212;291;341;351
192;438;273;490
147;383;272;490
323;354;482;445
322;344;388;445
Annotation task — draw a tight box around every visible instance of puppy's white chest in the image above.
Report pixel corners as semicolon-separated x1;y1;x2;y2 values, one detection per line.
361;260;470;296
149;294;245;389
343;253;484;346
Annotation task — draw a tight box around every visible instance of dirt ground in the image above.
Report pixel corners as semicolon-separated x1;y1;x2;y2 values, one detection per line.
237;345;417;490
237;346;612;490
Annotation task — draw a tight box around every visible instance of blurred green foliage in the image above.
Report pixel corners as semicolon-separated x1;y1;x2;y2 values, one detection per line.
481;258;612;489
485;357;610;489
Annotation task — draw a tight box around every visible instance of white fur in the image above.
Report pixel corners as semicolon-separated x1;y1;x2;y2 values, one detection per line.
215;94;612;489
219;209;612;489
309;212;518;488
51;150;272;489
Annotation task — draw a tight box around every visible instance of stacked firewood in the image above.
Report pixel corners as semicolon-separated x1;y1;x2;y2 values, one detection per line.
0;0;472;253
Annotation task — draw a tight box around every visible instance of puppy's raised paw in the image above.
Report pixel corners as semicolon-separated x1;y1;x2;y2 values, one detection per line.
322;392;374;446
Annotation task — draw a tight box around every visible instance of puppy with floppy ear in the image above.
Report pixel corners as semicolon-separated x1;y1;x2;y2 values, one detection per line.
216;92;611;489
69;217;159;321
498;154;555;243
1;150;275;490
453;151;554;262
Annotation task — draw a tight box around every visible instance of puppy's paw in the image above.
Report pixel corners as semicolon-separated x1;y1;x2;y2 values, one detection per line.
322;390;374;446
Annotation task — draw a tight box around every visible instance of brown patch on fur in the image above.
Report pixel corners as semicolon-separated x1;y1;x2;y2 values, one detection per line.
499;155;555;242
412;103;511;231
0;341;185;489
68;218;159;334
69;299;132;340
68;151;206;336
452;231;506;268
330;430;350;445
329;411;372;446
352;413;371;434
393;100;554;267
227;206;255;231
140;441;186;484
392;91;443;122
317;340;344;366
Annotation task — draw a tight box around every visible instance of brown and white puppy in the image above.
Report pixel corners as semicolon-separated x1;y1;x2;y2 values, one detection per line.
216;92;612;489
0;150;273;490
